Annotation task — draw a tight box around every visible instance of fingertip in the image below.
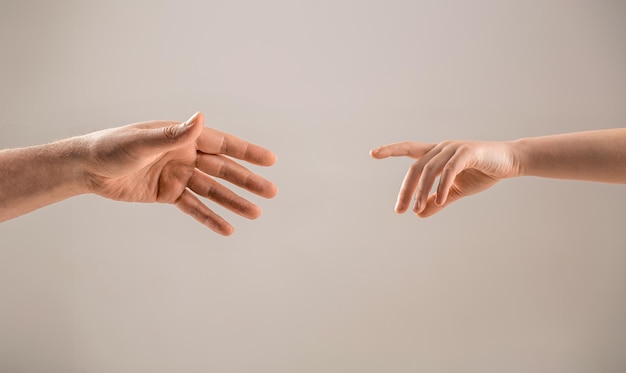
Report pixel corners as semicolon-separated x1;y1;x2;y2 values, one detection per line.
268;184;279;198
257;150;277;167
248;206;262;220
268;151;278;166
416;194;443;218
221;225;235;236
416;211;429;218
194;111;204;126
370;148;387;159
414;206;430;218
412;200;425;215
434;193;446;206
183;111;203;128
395;201;408;214
180;111;204;139
413;204;423;217
416;208;436;218
258;182;279;199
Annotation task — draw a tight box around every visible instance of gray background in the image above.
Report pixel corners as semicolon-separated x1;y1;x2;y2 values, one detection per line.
1;0;626;372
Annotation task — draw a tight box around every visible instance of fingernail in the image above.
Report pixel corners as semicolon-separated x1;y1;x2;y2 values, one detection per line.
183;112;200;127
413;199;420;213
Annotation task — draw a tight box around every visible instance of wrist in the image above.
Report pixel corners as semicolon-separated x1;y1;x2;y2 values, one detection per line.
506;138;529;178
45;136;92;197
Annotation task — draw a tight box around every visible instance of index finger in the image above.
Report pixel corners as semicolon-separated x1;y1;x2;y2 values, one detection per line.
370;142;436;159
197;128;277;166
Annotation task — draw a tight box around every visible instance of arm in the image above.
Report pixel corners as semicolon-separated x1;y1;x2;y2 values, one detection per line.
370;128;626;217
0;138;88;222
514;128;626;182
0;112;278;235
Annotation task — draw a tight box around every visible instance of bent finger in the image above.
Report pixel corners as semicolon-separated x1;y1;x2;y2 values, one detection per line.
196;153;278;198
435;151;469;206
413;148;455;214
396;146;444;213
174;189;234;235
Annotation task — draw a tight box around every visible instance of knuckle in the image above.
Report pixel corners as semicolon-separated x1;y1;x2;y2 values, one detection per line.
243;174;257;190
219;136;228;154
409;162;422;172
217;162;227;178
201;213;221;230
162;125;178;141
241;143;251;160
456;144;472;154
442;162;456;173
228;196;242;209
189;205;201;219
422;162;435;176
205;184;217;198
204;215;219;230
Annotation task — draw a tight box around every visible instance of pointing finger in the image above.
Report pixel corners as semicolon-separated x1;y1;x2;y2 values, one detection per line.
371;142;436;159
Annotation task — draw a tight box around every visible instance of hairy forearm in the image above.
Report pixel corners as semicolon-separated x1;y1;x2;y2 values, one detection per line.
0;138;88;222
511;128;626;183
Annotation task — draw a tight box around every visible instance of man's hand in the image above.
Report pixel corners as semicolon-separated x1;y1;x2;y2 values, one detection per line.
370;141;519;217
82;112;278;235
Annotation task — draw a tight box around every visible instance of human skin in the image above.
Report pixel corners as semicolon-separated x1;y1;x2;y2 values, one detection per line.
371;128;626;217
0;112;278;235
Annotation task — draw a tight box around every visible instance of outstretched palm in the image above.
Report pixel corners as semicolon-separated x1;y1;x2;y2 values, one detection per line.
83;113;277;235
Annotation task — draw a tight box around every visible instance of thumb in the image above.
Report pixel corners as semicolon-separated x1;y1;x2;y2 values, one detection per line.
415;194;450;218
139;112;204;155
417;186;465;218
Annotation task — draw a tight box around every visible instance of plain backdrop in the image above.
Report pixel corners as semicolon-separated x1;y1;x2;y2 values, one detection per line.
1;1;625;372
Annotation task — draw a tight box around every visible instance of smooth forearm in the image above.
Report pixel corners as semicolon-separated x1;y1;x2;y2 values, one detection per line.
0;138;89;222
511;128;626;183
